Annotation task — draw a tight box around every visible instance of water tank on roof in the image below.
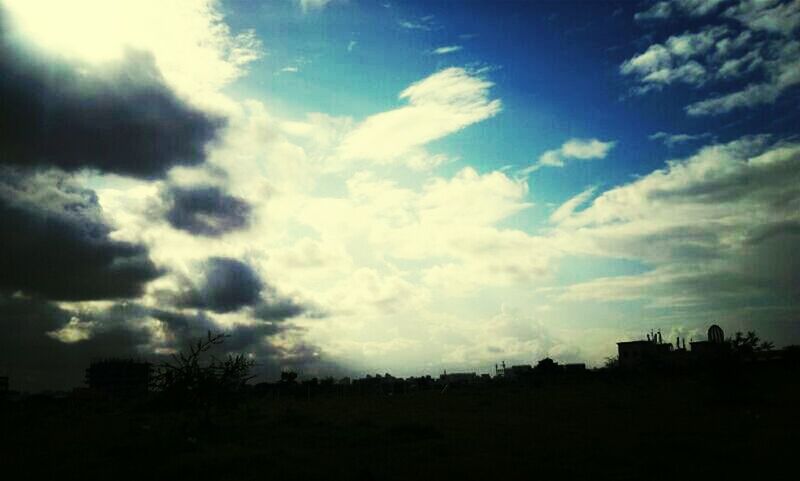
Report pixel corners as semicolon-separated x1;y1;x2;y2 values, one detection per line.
708;324;724;343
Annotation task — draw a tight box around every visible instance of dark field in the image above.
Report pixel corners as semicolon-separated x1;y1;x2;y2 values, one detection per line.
2;368;798;480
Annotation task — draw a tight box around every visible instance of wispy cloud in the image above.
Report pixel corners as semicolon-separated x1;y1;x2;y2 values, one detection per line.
650;131;712;147
432;45;462;55
347;40;357;52
520;138;615;176
337;67;501;167
280;66;299;73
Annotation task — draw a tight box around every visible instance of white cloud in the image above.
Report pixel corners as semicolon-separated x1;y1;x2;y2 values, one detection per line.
2;0;263;111
635;0;725;20
520;138;615;175
725;0;800;36
281;66;299;73
432;45;462;55
620;27;728;90
686;40;800;115
625;2;800;114
550;187;596;224
336;67;501;167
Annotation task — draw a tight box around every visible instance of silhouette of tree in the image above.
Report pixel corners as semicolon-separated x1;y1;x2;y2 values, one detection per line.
729;331;774;355
603;356;619;369
280;371;298;384
152;331;255;405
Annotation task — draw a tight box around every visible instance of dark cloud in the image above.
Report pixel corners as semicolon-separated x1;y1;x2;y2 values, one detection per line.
177;257;263;313
253;298;306;321
0;294;329;391
164;185;251;236
0;295;151;392
0;169;162;300
0;16;222;179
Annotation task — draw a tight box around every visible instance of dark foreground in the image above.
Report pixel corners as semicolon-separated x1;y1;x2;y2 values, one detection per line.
2;367;798;480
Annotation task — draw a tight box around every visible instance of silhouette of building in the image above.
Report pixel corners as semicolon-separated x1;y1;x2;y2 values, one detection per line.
0;376;8;394
439;371;478;385
617;330;673;369
688;325;730;361
85;359;151;396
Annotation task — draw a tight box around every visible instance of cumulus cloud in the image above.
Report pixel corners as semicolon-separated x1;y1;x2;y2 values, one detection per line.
336;67;501;167
163;185;251;237
520;138;615;175
0;169;161;301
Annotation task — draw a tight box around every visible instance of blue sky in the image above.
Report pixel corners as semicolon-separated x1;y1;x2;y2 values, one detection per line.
1;0;800;388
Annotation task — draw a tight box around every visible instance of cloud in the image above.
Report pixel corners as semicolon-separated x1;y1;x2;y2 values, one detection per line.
176;257;263;313
298;0;333;12
0;169;161;301
620;26;728;91
336;67;501;166
649;131;713;147
347;40;357;52
685;40;800;115
432;45;462;55
163;185;251;237
724;0;800;36
0;295;154;391
550;187;596;224
520;138;615;175
635;0;725;21
280;66;299;73
0;37;222;178
1;0;262;108
552;136;800;316
625;2;800;114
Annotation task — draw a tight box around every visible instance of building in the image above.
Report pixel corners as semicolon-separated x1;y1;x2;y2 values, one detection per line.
0;376;8;394
617;330;673;369
439;371;478;385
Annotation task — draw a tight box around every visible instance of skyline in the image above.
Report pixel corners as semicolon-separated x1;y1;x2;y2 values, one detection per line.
1;0;799;391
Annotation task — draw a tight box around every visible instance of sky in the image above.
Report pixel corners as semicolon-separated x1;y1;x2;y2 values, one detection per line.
1;0;799;391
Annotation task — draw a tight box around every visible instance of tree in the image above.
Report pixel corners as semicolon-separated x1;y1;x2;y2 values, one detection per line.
152;331;255;406
729;331;774;355
603;355;619;369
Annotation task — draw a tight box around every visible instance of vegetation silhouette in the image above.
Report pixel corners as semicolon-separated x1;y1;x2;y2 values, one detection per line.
152;331;255;409
1;328;798;480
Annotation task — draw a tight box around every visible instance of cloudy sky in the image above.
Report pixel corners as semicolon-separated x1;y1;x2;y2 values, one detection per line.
1;0;799;391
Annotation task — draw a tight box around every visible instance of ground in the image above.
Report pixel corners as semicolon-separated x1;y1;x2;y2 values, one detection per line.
1;366;798;480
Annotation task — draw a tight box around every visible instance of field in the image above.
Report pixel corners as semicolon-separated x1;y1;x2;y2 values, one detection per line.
2;367;798;480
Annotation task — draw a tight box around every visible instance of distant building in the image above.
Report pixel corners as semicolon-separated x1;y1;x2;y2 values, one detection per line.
0;376;8;394
85;359;151;396
439;372;478;384
617;330;673;369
